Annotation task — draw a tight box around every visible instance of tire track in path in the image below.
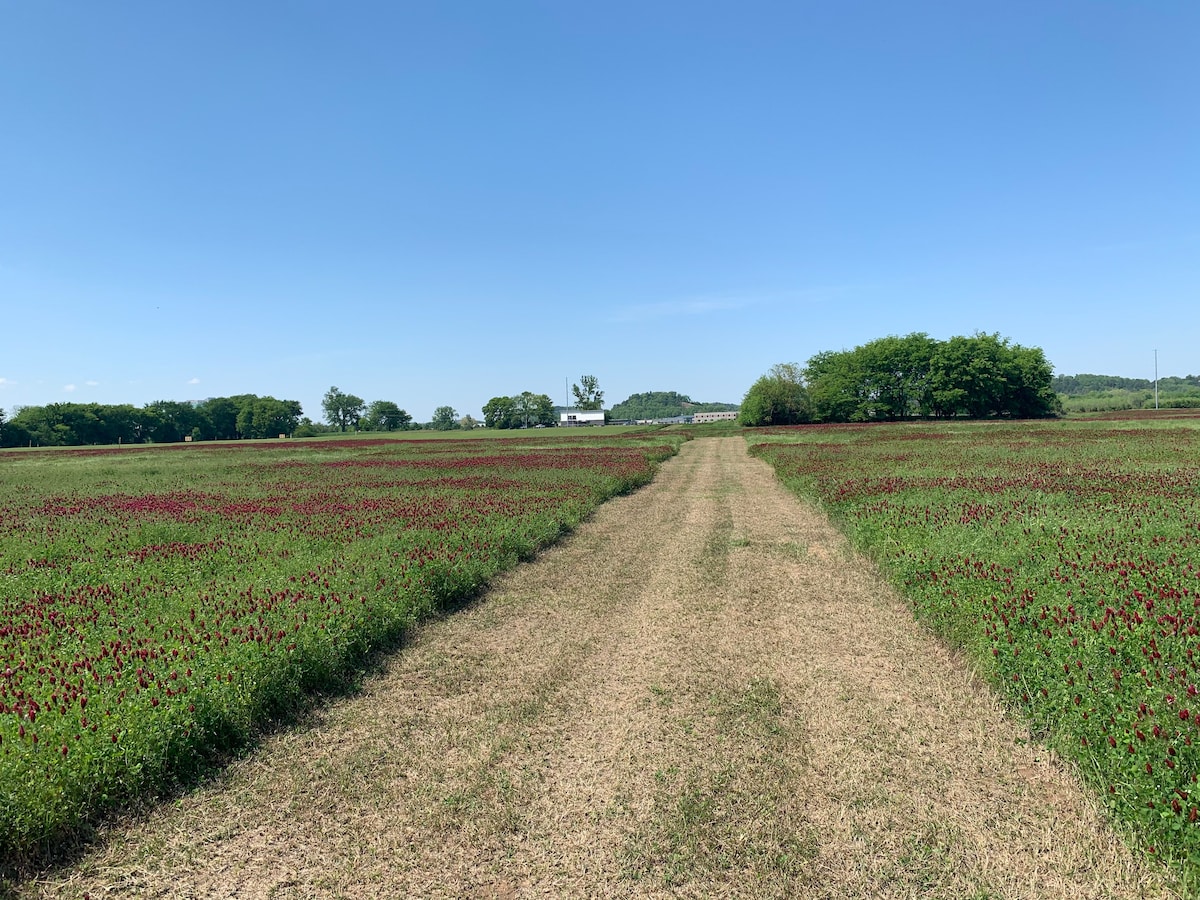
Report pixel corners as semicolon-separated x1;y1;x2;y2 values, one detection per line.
23;438;1176;899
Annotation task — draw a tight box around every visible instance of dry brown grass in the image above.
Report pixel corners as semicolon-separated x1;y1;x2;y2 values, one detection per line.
17;437;1180;898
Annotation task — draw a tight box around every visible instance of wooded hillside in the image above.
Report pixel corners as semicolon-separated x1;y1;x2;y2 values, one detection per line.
608;391;737;420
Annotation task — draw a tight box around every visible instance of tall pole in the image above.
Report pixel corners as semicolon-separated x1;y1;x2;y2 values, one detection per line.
1155;349;1159;410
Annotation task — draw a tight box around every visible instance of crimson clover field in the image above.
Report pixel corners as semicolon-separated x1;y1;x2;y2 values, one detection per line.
9;417;1200;878
751;415;1200;870
0;431;682;865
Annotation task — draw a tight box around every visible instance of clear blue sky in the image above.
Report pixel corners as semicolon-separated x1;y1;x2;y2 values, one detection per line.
2;2;1196;422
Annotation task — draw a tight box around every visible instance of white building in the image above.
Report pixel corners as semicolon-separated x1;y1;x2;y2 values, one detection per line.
560;409;606;426
692;411;740;424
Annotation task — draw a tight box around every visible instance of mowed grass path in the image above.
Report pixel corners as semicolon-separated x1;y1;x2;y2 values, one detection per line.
20;438;1176;898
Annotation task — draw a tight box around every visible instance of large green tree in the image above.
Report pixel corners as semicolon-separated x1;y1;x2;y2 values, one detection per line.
482;395;517;429
236;397;303;438
572;375;604;410
805;332;1060;421
739;363;811;426
514;391;555;427
144;400;207;443
483;392;555;428
805;334;938;422
2;395;305;446
362;400;412;432
0;407;30;448
322;386;365;432
9;403;121;446
431;405;458;430
198;396;240;440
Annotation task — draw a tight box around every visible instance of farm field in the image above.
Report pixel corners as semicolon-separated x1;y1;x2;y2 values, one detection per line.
0;431;682;872
750;416;1200;878
12;438;1174;899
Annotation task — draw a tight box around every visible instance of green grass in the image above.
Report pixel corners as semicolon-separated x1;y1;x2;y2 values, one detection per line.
750;419;1200;882
0;430;685;871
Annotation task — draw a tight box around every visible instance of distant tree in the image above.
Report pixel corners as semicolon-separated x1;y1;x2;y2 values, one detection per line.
857;333;938;419
198;397;240;440
1054;372;1200;412
804;334;937;422
102;405;143;444
515;391;556;427
482;396;517;429
927;333;1044;418
143;400;206;443
804;333;1059;421
1005;344;1061;418
739;363;811;427
572;375;604;410
431;406;459;430
322;386;365;432
10;405;69;445
0;406;31;448
804;350;864;423
483;393;555;428
10;405;62;445
236;397;303;438
0;396;305;446
459;414;479;429
362;400;412;432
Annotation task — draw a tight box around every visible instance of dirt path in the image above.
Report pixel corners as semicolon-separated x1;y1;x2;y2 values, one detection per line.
22;437;1176;898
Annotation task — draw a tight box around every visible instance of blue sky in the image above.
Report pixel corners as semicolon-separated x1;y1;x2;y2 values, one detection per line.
2;2;1196;422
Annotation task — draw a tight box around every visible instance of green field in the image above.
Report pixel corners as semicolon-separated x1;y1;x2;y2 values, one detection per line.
750;415;1200;877
0;431;684;866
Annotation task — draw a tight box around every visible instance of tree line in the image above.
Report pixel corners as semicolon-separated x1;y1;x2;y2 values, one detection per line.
0;395;306;448
1053;373;1200;413
1053;373;1200;395
0;387;431;448
482;393;556;429
740;333;1061;426
1061;391;1200;414
320;387;414;432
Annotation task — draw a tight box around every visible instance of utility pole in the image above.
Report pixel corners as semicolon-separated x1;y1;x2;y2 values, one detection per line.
1155;349;1159;410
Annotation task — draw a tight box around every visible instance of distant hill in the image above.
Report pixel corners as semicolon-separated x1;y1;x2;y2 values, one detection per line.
609;391;738;421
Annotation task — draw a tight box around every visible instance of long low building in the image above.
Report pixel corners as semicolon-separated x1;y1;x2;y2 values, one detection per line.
560;409;606;426
692;411;739;423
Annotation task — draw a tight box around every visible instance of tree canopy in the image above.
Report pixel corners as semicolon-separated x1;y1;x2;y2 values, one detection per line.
361;400;412;432
804;333;1060;422
1;394;304;447
739;363;811;427
431;406;459;430
482;392;555;429
571;375;604;410
322;386;365;433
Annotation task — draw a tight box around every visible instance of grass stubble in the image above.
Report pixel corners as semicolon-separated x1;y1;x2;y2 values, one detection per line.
18;438;1177;898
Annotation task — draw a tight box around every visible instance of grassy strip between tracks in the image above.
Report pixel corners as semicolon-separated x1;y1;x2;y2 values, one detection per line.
750;417;1200;883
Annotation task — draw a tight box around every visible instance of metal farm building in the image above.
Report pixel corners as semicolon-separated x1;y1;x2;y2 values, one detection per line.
691;411;739;424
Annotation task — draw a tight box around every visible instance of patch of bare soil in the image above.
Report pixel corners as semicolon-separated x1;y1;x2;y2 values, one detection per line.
19;438;1178;898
